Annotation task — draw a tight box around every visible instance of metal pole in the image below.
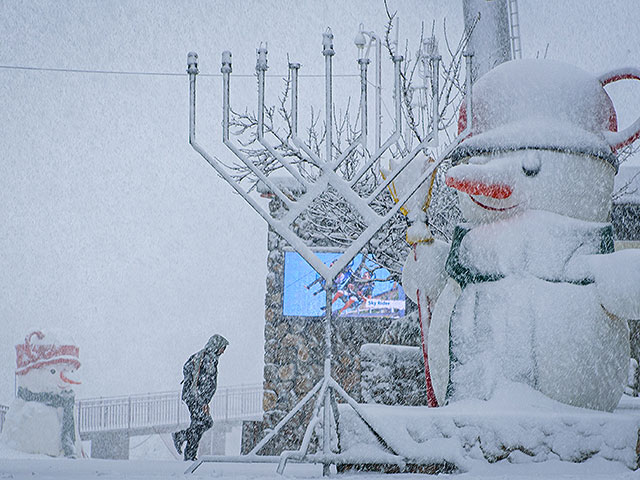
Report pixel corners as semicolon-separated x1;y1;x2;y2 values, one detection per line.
77;401;82;433
257;45;267;140
220;50;294;208
323;280;333;476
256;47;308;187
393;54;403;137
323;29;334;164
221;51;232;143
290;62;300;138
358;58;369;150
464;50;473;135
347;52;403;187
375;36;382;150
431;47;441;147
187;52;198;144
322;30;335;476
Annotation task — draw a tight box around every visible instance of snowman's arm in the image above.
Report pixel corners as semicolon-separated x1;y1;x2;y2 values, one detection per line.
570;249;640;320
401;239;451;304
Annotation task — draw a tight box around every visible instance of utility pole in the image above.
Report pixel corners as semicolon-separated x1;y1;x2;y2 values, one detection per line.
463;0;512;82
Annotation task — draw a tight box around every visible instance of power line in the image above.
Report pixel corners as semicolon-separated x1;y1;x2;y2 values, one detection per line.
0;64;359;78
0;64;182;77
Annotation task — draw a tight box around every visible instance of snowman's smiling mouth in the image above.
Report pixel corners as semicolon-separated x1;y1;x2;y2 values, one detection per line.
60;370;81;385
469;195;519;211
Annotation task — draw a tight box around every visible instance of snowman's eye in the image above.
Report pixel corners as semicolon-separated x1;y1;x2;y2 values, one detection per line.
50;369;56;374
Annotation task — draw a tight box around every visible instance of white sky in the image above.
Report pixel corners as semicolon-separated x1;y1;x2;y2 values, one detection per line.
1;0;639;404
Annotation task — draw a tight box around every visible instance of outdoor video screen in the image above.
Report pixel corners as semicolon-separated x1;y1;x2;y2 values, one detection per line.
283;251;405;318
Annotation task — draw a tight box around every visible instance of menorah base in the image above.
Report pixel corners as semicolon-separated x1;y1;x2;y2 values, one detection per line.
185;374;398;476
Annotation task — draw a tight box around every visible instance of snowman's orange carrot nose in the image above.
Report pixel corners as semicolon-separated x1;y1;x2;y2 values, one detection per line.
60;371;81;385
445;177;513;199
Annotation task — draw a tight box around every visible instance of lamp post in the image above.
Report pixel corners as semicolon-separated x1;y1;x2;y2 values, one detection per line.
354;23;382;151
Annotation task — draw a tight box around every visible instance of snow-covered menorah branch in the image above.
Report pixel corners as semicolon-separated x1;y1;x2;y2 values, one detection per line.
188;31;472;286
185;29;473;475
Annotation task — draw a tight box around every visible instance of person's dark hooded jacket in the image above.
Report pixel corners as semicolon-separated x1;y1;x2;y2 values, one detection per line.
181;334;229;406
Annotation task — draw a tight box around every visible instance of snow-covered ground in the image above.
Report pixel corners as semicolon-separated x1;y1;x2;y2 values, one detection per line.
2;413;639;480
0;454;637;480
3;390;640;478
1;409;638;479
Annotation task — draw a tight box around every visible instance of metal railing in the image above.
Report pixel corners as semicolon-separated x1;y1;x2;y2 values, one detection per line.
0;404;8;433
76;384;263;436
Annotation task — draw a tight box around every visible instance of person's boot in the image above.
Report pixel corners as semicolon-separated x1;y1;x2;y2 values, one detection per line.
172;431;184;455
183;438;198;461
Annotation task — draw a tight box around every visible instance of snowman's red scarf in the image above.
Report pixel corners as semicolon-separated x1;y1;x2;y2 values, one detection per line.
17;386;76;458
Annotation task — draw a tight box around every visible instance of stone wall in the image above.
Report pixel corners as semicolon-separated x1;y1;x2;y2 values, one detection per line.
360;343;428;406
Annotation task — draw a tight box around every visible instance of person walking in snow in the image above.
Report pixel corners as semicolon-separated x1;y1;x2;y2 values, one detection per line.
172;334;229;461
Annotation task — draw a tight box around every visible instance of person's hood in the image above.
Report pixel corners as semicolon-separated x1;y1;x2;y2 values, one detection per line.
204;334;229;354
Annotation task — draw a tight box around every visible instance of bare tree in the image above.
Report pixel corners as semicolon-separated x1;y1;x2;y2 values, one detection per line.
612;143;640;203
223;16;473;282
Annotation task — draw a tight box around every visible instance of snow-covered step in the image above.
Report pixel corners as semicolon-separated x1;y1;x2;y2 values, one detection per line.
336;384;640;472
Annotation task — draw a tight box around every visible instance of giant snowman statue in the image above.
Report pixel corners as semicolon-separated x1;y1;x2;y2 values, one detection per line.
0;330;82;457
402;59;640;412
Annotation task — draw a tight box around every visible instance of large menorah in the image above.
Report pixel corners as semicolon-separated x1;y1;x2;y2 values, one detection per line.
185;28;473;475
